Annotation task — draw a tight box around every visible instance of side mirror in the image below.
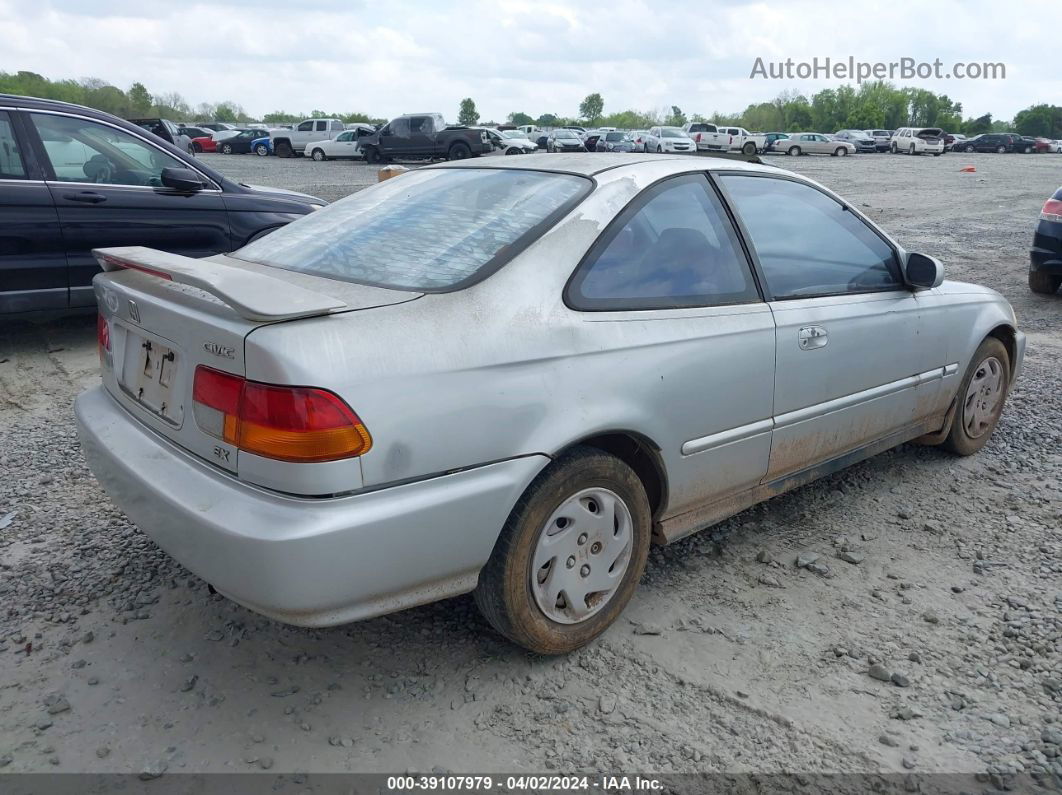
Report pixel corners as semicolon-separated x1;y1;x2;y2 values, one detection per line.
160;167;203;192
905;252;944;289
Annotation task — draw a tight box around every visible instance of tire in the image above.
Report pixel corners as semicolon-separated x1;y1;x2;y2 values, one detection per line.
448;142;471;160
275;141;293;158
656;145;663;153
940;337;1010;456
221;143;233;155
933;153;941;157
1029;270;1062;294
787;145;801;156
1023;146;1032;154
311;148;326;161
996;145;1006;154
474;446;651;655
192;142;203;153
909;144;917;155
362;146;381;164
255;144;269;156
891;143;898;153
742;141;756;155
834;147;848;157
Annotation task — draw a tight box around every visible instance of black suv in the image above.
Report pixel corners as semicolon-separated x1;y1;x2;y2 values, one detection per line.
958;133;1026;153
0;95;326;315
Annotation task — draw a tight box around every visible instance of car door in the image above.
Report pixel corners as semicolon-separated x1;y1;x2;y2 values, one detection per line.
565;173;776;517
718;172;942;480
0;109;69;313
379;117;411;156
26;111;230;307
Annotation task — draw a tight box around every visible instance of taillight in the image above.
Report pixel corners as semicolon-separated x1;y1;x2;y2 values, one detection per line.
192;366;372;463
97;313;111;367
1041;198;1062;223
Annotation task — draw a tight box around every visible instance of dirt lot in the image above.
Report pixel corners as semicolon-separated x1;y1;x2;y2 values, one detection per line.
1;151;1060;788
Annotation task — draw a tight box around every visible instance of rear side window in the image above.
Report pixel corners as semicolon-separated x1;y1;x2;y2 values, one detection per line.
233;168;590;291
720;175;901;300
567;174;759;311
0;111;26;178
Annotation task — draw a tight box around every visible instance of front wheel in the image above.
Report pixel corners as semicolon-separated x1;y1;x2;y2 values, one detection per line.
1029;270;1062;294
474;447;651;654
891;143;898;153
656;145;663;153
363;146;382;164
940;337;1010;456
192;142;203;153
834;147;848;157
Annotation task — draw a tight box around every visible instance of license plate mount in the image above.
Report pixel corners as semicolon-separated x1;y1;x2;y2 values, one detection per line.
120;331;184;425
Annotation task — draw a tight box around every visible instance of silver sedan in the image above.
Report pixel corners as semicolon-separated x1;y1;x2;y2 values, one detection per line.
784;133;857;156
77;155;1023;654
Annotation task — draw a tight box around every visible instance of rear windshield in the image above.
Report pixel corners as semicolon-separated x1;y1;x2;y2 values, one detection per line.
686;124;713;132
232;168;591;291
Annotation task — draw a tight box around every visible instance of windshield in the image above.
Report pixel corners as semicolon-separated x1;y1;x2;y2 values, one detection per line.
660;128;685;138
232;168;591;291
604;132;626;142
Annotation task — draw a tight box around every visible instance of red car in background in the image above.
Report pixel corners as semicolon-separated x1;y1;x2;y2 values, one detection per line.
191;136;217;153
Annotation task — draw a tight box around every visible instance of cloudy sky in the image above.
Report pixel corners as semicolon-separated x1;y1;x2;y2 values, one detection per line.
0;0;1052;122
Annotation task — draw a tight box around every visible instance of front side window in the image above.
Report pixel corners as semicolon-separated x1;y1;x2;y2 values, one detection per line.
720;175;901;300
0;111;27;179
31;113;185;186
297;121;313;132
233;168;590;291
567;175;759;311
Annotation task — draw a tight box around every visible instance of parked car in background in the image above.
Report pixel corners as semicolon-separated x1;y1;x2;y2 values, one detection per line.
77;154;1023;655
546;128;586;153
1029;185;1062;294
834;130;876;153
485;128;538;155
516;124;541;138
0;94;326;315
1048;140;1062;153
682;121;729;151
595;131;634;152
306;125;375;161
1020;136;1048;153
942;133;967;151
128;118;194;155
217;128;265;155
251;135;273;156
195;122;235;132
179;126;214;141
762;132;790;152
783;133;856;157
358;113;492;163
890;128;945;155
190;135;217;153
864;129;894;152
957;133;1023;153
582;131;604;151
271;118;346;158
630;130;651;152
644;126;696;153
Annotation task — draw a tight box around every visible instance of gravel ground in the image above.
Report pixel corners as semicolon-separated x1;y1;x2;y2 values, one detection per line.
0;150;1060;788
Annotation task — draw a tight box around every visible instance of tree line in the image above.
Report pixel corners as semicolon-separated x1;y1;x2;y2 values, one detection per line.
3;71;1061;139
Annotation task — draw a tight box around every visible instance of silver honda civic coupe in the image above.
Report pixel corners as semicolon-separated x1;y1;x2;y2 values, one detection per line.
76;154;1024;654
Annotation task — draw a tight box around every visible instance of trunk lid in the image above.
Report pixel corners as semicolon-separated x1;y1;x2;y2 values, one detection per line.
93;247;420;475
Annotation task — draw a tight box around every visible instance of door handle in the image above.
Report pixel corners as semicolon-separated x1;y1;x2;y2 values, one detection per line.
62;192;107;204
798;326;829;350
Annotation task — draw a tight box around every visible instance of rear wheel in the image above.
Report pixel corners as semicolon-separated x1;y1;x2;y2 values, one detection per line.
448;142;471;160
742;141;757;155
996;145;1007;153
311;148;326;161
788;145;801;156
1029;270;1062;294
474;447;651;655
192;142;203;153
940;337;1010;456
255;144;269;156
891;143;899;153
221;143;233;154
909;144;917;155
275;141;293;158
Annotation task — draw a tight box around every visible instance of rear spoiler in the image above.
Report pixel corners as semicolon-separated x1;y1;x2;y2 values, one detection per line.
93;246;347;322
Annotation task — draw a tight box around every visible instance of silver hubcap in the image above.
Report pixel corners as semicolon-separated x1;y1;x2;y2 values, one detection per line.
963;356;1004;439
530;488;633;625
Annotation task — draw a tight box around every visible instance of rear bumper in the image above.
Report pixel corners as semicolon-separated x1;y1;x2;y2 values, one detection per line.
76;386;548;626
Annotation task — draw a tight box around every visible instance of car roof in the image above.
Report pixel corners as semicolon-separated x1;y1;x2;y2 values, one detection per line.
427;153;778;178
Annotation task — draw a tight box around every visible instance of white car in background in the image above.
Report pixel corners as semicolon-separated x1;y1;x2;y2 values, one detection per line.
486;129;538;155
643;126;696;153
306;124;376;161
890;127;945;156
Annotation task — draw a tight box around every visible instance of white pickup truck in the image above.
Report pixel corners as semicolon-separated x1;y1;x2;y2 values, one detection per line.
271;118;346;158
682;123;770;155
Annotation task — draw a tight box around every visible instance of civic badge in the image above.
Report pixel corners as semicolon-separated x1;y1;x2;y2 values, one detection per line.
204;342;235;359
